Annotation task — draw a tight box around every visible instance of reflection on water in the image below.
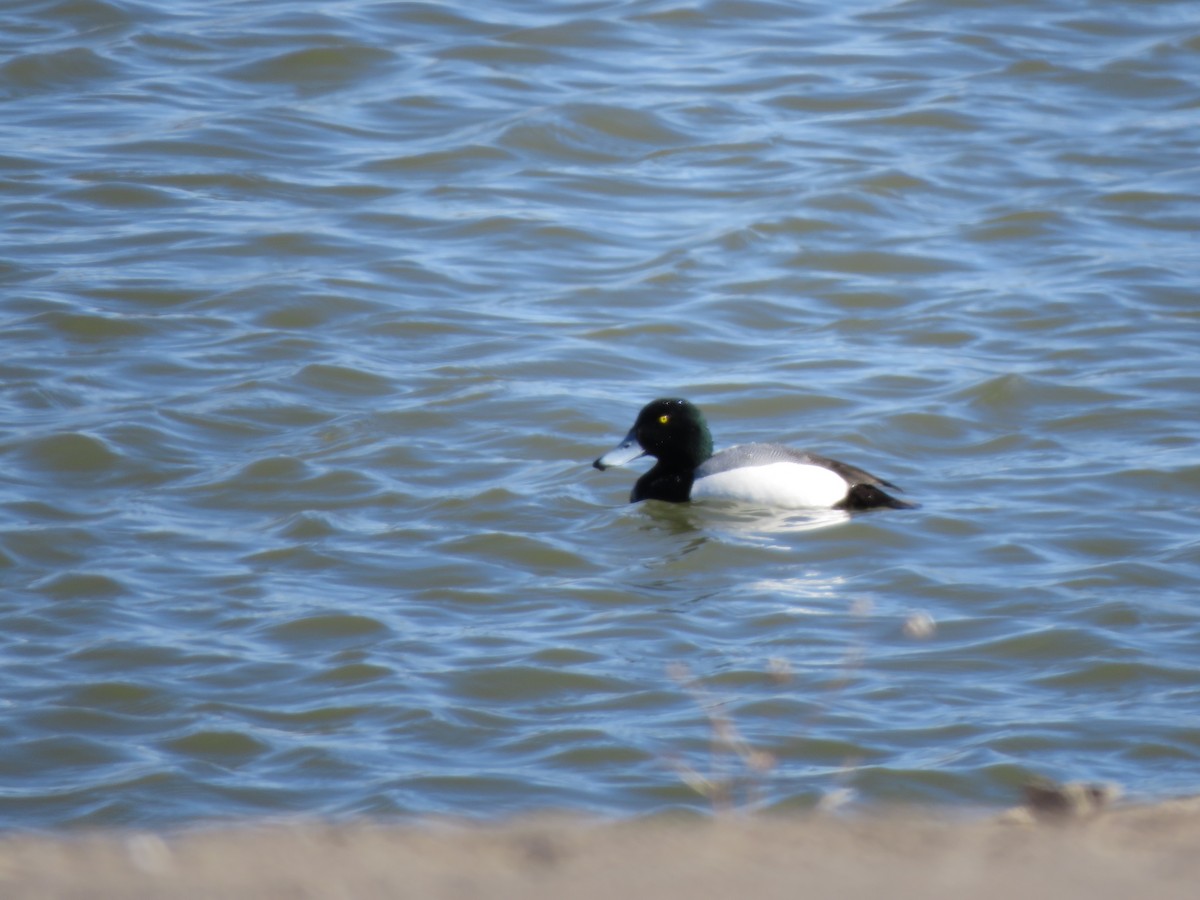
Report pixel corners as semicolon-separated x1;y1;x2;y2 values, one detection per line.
663;501;855;545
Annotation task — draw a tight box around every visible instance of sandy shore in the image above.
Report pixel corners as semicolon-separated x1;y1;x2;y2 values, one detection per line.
2;797;1198;899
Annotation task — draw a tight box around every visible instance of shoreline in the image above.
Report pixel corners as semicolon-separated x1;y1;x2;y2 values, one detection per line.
2;797;1198;899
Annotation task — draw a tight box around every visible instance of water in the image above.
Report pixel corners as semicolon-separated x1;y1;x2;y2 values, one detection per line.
1;0;1198;830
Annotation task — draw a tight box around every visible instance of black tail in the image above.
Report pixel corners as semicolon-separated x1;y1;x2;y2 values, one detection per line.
837;482;919;511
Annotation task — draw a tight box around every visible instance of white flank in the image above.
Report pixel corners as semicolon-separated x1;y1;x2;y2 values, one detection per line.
691;462;849;509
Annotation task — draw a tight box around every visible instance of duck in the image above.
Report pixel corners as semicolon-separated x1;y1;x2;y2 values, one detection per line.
593;398;915;510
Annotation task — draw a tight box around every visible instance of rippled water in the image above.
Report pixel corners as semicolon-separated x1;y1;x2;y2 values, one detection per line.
1;0;1198;829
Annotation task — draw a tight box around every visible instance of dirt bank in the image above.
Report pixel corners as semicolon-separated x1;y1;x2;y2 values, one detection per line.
2;797;1198;899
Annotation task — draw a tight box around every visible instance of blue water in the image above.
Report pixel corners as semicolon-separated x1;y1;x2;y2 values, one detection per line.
0;0;1198;829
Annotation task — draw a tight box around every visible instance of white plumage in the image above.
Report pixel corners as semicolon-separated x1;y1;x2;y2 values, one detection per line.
691;460;850;508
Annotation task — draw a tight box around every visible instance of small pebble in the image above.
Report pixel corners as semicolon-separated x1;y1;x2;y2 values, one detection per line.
126;834;173;875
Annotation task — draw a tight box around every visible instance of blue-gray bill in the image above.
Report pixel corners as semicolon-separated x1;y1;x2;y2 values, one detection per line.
593;429;644;470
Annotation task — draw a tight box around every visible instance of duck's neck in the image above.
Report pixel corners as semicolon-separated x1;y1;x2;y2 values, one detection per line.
632;462;695;503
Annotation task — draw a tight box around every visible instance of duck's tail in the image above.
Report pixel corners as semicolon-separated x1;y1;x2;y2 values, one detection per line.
838;482;920;511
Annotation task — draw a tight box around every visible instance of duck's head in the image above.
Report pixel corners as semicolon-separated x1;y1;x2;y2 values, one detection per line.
593;398;714;471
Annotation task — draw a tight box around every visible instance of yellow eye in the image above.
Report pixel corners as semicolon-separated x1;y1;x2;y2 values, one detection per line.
658;414;670;424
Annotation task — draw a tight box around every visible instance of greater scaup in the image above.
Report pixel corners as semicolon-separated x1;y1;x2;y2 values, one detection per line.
593;398;915;510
